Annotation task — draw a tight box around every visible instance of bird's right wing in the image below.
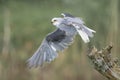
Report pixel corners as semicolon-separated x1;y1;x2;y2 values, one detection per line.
27;29;74;68
63;18;96;43
71;21;96;43
61;13;96;43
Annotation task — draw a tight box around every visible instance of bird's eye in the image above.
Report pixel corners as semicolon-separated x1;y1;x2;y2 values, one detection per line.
53;20;57;22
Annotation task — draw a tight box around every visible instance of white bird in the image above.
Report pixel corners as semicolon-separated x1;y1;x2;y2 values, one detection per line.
27;13;96;68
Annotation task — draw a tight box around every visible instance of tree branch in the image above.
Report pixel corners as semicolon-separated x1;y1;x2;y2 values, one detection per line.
87;45;120;80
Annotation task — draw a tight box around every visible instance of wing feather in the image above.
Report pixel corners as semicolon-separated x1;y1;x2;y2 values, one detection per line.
27;28;75;68
62;16;96;43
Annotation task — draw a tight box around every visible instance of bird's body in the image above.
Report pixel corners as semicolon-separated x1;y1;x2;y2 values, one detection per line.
27;13;96;68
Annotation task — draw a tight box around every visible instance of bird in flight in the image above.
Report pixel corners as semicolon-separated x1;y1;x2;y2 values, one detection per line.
27;13;96;68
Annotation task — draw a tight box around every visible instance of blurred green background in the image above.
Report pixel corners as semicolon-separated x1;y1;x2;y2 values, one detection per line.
0;0;119;80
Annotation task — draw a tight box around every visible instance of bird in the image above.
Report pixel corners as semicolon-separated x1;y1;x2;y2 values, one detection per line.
27;13;96;68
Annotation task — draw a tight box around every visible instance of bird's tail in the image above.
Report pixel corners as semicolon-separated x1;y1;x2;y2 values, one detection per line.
75;25;96;43
27;39;58;68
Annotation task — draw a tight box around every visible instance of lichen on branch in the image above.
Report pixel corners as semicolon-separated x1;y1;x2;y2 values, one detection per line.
87;45;120;80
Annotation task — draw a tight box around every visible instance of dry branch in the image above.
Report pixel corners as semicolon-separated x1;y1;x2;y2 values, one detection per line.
87;45;120;80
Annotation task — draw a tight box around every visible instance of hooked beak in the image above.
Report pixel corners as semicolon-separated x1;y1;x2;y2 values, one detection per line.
51;21;53;24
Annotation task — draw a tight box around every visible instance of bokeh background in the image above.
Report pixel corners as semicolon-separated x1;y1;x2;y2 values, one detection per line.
0;0;119;80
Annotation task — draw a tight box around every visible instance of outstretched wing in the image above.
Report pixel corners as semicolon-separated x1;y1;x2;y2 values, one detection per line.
27;28;74;68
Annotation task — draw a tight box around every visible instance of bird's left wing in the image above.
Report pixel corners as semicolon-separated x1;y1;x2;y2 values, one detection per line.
27;28;74;68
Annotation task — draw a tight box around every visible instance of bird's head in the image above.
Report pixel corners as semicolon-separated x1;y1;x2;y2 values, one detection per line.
51;18;63;27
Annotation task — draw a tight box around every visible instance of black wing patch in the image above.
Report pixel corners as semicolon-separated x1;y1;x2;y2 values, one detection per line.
61;13;74;18
46;29;66;42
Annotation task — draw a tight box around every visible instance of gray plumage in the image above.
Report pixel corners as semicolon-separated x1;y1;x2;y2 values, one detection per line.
61;13;74;18
27;28;76;68
27;13;96;68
